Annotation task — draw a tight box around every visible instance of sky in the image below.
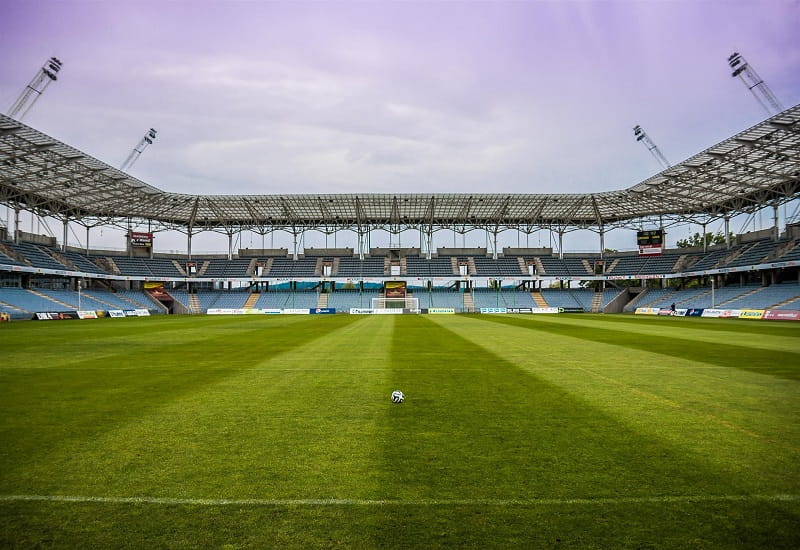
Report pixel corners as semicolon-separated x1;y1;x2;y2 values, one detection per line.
1;0;799;254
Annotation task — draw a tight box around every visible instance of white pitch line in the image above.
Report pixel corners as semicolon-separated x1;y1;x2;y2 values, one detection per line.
0;494;796;507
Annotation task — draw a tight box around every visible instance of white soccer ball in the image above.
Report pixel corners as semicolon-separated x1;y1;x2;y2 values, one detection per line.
391;390;405;403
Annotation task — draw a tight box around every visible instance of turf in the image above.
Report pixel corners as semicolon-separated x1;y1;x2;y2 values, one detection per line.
0;313;798;548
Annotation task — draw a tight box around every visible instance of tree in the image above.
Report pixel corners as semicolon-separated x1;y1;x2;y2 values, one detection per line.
676;231;726;248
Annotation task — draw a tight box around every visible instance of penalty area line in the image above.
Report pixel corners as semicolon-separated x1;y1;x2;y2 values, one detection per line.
0;494;797;507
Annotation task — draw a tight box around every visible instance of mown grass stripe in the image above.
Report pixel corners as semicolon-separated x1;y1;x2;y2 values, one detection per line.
478;314;800;380
513;313;800;354
371;315;771;504
1;493;796;506
432;314;800;480
0;315;364;478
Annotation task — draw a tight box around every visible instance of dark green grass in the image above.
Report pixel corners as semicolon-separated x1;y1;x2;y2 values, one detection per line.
0;314;798;548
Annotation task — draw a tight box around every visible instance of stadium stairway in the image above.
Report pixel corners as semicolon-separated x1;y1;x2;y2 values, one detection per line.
717;286;762;307
0;300;27;317
605;258;621;273
317;293;328;308
82;291;121;309
775;295;800;309
532;291;548;307
677;288;713;307
244;293;259;308
189;294;202;314
171;260;187;276
591;292;603;312
462;292;474;312
450;257;459;275
104;257;121;275
29;289;72;309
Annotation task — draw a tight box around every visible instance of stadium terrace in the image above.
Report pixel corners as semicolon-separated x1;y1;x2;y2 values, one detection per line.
0;107;799;319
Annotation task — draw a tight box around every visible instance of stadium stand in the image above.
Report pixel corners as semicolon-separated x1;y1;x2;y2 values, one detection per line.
254;290;319;309
726;240;783;267
327;289;380;310
111;256;185;277
115;290;162;312
0;288;67;316
471;257;525;276
37;289;112;310
4;242;68;270
413;289;463;310
471;289;538;309
776;241;800;261
200;258;253;278
540;289;583;310
335;257;386;277
405;256;456;277
61;249;109;274
267;257;318;277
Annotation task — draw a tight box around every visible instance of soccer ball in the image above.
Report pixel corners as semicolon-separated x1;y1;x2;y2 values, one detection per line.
391;390;405;403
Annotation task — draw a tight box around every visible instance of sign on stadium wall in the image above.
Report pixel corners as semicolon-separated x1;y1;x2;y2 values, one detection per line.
34;311;80;320
738;309;765;319
77;310;98;319
108;310;126;318
762;310;800;321
519;307;559;314
701;309;742;318
426;308;456;314
634;307;660;315
207;308;333;315
349;308;406;315
480;307;508;314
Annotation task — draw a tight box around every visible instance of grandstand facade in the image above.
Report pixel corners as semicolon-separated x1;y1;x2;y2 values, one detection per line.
1;105;799;318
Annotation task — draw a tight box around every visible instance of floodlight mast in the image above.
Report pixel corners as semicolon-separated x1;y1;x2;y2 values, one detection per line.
120;128;157;172
728;52;783;116
6;57;63;121
633;125;671;170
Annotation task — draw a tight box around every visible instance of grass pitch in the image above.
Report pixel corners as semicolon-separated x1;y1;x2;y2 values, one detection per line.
0;313;798;548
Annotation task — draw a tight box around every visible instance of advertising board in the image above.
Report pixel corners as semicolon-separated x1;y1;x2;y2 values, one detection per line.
762;310;800;321
739;309;765;319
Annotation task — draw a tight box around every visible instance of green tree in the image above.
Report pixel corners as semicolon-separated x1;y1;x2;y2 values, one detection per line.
676;231;726;248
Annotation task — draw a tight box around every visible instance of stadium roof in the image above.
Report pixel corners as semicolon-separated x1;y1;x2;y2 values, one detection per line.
1;105;798;235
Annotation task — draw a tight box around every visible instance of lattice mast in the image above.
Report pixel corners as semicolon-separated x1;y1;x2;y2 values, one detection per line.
6;57;63;121
728;52;783;116
120;128;157;172
633;125;671;170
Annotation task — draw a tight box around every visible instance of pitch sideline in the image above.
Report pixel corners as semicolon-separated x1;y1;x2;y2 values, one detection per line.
0;494;797;507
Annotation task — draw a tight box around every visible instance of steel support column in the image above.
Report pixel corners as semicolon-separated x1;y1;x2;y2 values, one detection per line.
773;204;779;241
724;216;731;250
62;218;68;251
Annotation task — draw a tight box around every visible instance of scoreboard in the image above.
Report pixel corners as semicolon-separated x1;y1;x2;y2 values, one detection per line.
637;229;664;256
129;231;153;248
